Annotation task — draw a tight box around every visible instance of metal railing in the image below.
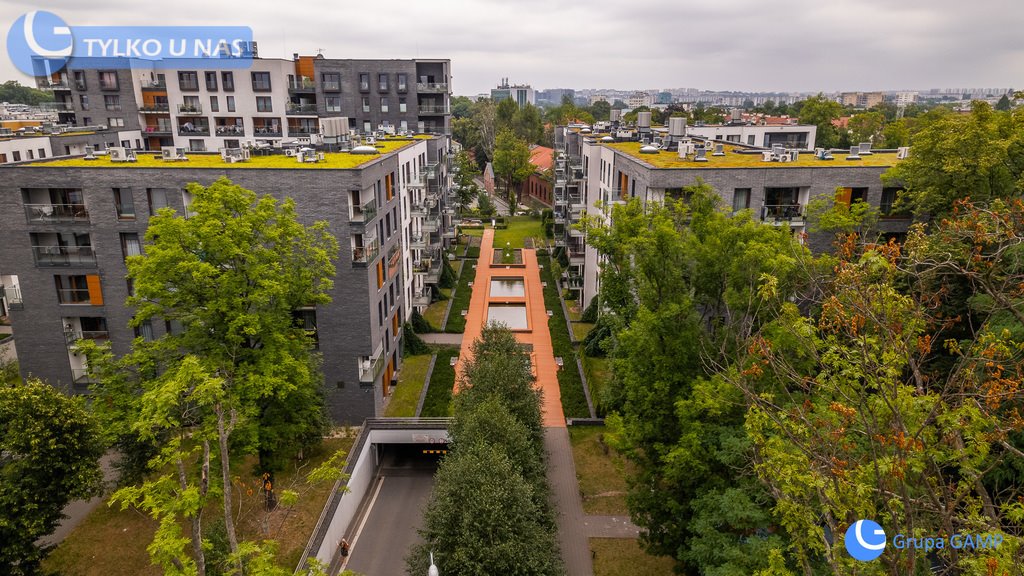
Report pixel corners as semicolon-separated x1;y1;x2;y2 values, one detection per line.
409;234;427;250
352;239;380;265
409;203;428;218
140;103;170;113
71;368;94;384
418;105;448;114
288;78;316;91
32;246;97;267
141;80;166;89
177;104;203;114
253;126;282;137
412;289;432;307
761;204;804;221
215;125;245;136
145;124;173;134
56;288;91;304
178;126;210;136
351;198;378;223
287;103;318;115
39;79;69;90
65;330;109;346
49;102;74;111
288;125;319;135
422;216;440;233
24;204;89;223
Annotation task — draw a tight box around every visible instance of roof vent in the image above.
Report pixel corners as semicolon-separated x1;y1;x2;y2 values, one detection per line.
846;145;861;161
351;145;380;155
668;116;687;137
637;111;651;129
639;145;659;154
601;136;614;142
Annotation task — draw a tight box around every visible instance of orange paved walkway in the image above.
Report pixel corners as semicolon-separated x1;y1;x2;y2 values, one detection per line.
456;229;566;427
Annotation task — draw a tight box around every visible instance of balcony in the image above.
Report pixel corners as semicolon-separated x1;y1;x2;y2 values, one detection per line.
178;126;210;136
409;234;427;250
288;78;316;92
33;245;97;267
761;204;804;222
65;329;110;346
358;344;386;383
253;126;282;137
409;203;428;218
50;101;75;111
418;105;449;115
408;175;426;189
24;204;89;223
352;239;380;266
215;125;246;136
417;82;448;92
286;103;318;115
71;368;95;384
177;104;203;114
145;124;173;136
425;259;442;284
288;125;319;136
140;103;170;113
39;79;69;90
568;247;585;264
141;80;166;90
350;198;378;224
412;289;432;308
422;216;440;233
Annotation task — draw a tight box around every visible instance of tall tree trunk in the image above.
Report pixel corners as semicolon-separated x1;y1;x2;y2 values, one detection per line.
178;453;206;576
217;404;242;574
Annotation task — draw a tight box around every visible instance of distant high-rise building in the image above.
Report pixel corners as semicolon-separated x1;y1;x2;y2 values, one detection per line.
536;88;575;105
840;92;884;108
491;78;535;107
626;91;653;109
656;91;673;105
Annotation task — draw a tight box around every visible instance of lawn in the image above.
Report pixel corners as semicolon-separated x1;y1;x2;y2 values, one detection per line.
590;538;675;576
492;216;545;249
582;355;613;416
572;322;595;342
41;435;356;575
420;347;459;417
421;283;455;331
385;354;432;417
444;259;477;334
568;425;632;515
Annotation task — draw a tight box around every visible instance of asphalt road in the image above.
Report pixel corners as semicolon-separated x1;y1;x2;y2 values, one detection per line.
342;446;439;576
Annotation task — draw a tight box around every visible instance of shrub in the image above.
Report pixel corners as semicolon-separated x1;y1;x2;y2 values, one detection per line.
403;323;430;355
410;309;435;333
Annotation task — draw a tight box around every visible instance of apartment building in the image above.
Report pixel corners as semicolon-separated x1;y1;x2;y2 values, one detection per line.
840;91;884;108
491;79;535;107
34;54;451;154
0;134;454;424
552;125;911;308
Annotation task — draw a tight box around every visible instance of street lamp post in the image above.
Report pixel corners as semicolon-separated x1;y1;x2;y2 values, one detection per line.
428;551;439;576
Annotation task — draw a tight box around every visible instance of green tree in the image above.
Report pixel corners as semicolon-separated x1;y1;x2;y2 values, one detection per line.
88;177;337;573
881;117;910;148
492;129;534;209
477;191;495;218
797;93;844;148
847;110;885;144
0;80;55;105
495;97;519;132
452;149;481;212
883;101;1024;217
512;103;544;145
587;100;611;121
0;379;104;573
450;95;474;119
996;93;1012;111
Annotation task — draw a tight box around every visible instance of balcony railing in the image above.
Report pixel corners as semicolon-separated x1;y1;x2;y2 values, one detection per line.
177;104;203;114
351;198;378;223
215;125;246;136
253;126;282;137
141;80;166;90
24;204;89;223
39;79;69;90
288;78;316;91
33;245;97;267
358;344;386;382
50;102;74;111
140;103;170;113
409;234;427;250
56;288;90;305
145;124;173;135
422;216;440;233
178;126;210;136
424;259;442;284
352;240;380;265
72;368;94;384
65;330;110;346
417;82;448;92
418;105;449;115
286;103;318;115
761;204;804;221
409;203;428;218
412;289;432;307
288;125;319;135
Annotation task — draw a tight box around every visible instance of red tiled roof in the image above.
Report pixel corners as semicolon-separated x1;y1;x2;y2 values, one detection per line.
529;145;554;171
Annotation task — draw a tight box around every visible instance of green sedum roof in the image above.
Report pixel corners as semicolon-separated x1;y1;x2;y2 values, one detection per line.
605;141;900;169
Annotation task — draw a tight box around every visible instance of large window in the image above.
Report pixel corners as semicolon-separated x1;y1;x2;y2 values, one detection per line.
256;96;273;112
359;73;370;92
205;71;218;91
120;232;142;260
221;71;234;91
103;95;120;111
322;73;340;91
378;73;388;91
380;97;389;113
397;73;407;92
147;188;168;216
251;72;272;91
113;188;134;220
178;71;199;91
98;71;118;90
227;96;236;112
732;188;751;212
326;97;341;112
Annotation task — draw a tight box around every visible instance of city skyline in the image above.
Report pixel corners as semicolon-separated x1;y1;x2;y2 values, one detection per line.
2;0;1022;96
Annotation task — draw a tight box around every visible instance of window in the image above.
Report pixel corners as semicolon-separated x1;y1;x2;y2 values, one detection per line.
227;96;236;112
399;97;407;113
221;71;234;91
362;97;370;113
251;71;272;91
378;73;388;91
178;71;199;91
881;187;905;216
54;275;98;305
79;94;89;110
293;309;318;349
120;232;142;260
113;188;135;220
103;95;121;111
134;320;154;341
38;148;46;158
397;73;407;92
73;70;86;90
209;96;219;112
747;135;756;145
732;188;751;212
27;150;34;160
99;71;118;90
108;117;124;127
359;73;370;91
322;73;340;91
189;139;206;152
147;188;168;215
181;189;196;218
205;71;218;91
12;151;20;162
256;97;273;112
380;97;389;113
363;121;371;133
326;97;341;112
726;134;740;143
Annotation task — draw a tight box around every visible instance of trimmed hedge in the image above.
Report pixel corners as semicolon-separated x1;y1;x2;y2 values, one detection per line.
444;258;478;333
421;347;459;417
537;253;590;418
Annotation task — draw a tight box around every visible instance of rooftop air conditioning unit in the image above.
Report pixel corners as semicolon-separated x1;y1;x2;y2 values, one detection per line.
896;146;910;160
712;143;725;156
109;147;136;162
858;142;873;155
161;146;176;160
83;145;97;160
846;145;861;160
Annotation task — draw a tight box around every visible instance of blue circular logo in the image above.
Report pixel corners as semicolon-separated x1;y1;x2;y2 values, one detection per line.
7;11;73;75
845;519;887;561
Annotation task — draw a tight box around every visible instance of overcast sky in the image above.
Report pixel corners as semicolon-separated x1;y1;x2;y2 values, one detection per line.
3;0;1022;95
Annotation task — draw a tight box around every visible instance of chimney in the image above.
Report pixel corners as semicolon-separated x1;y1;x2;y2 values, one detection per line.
293;53;299;61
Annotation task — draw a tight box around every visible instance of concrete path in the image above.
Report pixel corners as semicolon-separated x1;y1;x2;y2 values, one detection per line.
418;333;463;346
545;427;593;576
